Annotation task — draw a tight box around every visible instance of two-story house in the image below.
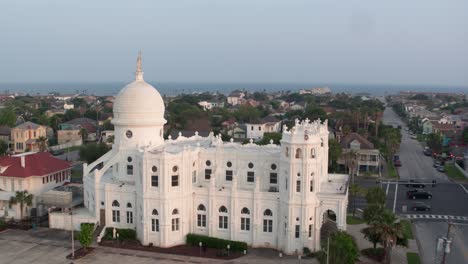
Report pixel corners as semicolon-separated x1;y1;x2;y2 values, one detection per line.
11;122;47;153
337;133;381;176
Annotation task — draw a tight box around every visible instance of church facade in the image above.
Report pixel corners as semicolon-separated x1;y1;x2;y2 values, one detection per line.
63;55;348;254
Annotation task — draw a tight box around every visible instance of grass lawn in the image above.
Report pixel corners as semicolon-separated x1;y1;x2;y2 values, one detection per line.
347;215;365;225
400;220;413;240
65;146;81;152
444;164;467;181
406;252;421;264
387;163;399;178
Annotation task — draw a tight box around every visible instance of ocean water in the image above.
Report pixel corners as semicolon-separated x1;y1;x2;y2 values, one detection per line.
0;82;466;97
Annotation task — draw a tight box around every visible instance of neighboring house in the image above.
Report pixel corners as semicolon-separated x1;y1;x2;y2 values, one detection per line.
422;120;434;135
337;133;381;176
0;152;71;219
227;90;245;106
299;87;331;95
63;103;74;110
59;118;98;143
198;101;225;111
11;121;47;153
0;126;11;143
100;130;115;145
98;112;113;126
45;109;66;117
245;116;282;139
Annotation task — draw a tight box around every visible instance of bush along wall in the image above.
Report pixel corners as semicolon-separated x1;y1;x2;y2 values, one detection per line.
186;234;248;252
103;227;136;241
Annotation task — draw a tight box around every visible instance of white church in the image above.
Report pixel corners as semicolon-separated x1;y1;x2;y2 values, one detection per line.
50;54;349;254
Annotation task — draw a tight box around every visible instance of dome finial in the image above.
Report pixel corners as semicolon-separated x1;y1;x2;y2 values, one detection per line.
135;51;144;81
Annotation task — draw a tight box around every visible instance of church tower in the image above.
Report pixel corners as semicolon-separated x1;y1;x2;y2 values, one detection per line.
278;118;329;253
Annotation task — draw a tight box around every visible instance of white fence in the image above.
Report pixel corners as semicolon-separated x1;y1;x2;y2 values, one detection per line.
454;162;468;179
49;139;82;151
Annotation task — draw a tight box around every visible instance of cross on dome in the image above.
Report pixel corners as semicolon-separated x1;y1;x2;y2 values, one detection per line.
135;51;144;81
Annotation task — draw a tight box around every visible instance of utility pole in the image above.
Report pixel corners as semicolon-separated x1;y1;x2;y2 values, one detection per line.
70;207;75;259
441;221;453;264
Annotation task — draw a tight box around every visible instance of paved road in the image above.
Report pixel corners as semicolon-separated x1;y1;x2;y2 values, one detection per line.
413;221;468;264
382;106;449;182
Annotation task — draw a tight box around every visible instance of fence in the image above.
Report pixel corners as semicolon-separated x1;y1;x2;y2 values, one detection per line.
49;139;82;151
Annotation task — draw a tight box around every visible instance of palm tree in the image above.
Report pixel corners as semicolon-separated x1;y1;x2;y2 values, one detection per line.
343;150;359;183
9;191;34;220
37;136;48;152
78;128;88;143
373;210;404;264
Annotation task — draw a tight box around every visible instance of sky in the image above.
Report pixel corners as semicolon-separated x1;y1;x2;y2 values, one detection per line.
0;0;467;87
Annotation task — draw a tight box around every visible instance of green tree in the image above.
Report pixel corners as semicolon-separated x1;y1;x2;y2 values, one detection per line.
257;132;282;145
78;223;94;251
328;139;342;172
365;186;386;206
9;191;34;220
79;143;110;163
426;133;443;153
37;136;48;152
234;105;261;123
304;105;327;122
0;107;17;127
325;231;360;264
342;150;359;182
78;128;88;142
373;210;404;264
361;226;381;249
63;109;80;122
0;139;7;155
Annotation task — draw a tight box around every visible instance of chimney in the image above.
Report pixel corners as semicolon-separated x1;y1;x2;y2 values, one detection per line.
21;156;25;168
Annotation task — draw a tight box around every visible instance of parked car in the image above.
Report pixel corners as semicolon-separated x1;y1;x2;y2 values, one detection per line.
410;202;431;212
394;159;402;167
410;135;417;139
49;149;64;156
437;165;445;172
423;147;432;156
433;160;442;168
405;180;425;188
407;189;433;200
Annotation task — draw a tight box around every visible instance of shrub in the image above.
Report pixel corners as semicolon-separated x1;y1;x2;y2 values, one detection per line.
78;223;95;249
0;219;5;229
186;233;247;252
103;227;136;241
303;247;312;257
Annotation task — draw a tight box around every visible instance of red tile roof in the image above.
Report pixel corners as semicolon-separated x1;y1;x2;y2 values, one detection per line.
0;152;71;178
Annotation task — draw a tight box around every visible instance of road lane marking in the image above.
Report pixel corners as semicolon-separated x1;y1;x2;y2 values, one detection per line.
459;184;468;195
393;183;398;213
386;183;390;195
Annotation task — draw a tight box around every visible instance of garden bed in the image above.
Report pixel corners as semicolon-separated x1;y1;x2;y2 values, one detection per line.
99;239;243;260
361;247;385;262
66;247;94;260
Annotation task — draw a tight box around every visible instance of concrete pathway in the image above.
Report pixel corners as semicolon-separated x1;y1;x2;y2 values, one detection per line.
347;222;419;264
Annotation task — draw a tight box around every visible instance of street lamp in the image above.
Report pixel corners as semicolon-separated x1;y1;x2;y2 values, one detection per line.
227;244;230;257
69;207;75;259
199;242;202;256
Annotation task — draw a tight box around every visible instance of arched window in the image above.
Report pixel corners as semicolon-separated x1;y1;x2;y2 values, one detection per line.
295;148;302;159
172;208;180;231
126;203;133;224
151;209;159;232
311;148;316;159
263;209;273;233
112;200;120;223
241;207;250;231
285;147;289;157
219;206;228;213
219;206;228;229
197;204;207;227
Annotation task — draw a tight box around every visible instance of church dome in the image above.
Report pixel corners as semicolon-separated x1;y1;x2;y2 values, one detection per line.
112;53;166;126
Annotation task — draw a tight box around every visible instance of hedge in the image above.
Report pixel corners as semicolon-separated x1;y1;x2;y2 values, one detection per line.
186;233;248;252
103;227;136;241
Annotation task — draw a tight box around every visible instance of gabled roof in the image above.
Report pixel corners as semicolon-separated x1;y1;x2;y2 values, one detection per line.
0;126;11;136
14;121;42;130
340;133;375;149
0;152;71;178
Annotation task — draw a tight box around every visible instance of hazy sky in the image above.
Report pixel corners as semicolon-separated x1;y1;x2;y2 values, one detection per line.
1;0;467;86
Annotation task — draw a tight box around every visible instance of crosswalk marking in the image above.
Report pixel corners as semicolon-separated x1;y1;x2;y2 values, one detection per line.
402;214;468;221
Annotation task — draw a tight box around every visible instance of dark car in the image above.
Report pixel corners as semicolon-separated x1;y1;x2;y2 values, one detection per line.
405;181;425;188
49;149;65;156
410;202;431;212
394;159;402;167
407;189;432;200
423;148;432;156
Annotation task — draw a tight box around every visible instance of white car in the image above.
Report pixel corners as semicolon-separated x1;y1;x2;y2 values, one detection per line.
410;135;417;139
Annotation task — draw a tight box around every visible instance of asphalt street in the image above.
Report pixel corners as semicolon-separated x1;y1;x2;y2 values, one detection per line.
380;106;468;264
382;106;449;182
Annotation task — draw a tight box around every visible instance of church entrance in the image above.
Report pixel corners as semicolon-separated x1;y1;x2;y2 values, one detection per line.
320;209;338;248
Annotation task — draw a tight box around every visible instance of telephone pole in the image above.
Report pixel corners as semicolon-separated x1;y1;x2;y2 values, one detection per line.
440;221;453;264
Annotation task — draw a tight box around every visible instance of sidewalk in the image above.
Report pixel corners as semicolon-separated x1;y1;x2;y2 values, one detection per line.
347;223;419;264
